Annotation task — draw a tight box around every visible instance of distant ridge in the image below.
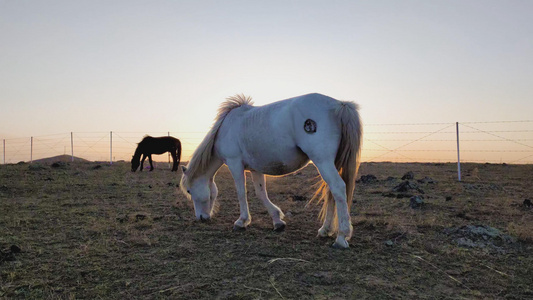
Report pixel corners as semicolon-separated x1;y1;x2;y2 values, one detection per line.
32;155;89;164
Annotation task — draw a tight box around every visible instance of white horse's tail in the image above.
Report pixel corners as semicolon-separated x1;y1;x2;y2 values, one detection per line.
313;101;362;228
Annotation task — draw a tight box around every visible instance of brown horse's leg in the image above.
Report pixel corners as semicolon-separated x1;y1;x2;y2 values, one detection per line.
140;154;147;171
148;155;154;171
175;143;182;172
171;150;178;171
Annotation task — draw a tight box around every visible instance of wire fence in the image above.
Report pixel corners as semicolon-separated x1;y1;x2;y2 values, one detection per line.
2;121;533;165
363;121;533;164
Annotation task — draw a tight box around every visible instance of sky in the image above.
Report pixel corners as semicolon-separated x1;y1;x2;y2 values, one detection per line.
1;1;532;162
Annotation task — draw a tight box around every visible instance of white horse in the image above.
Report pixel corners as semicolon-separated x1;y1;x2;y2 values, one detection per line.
180;93;362;248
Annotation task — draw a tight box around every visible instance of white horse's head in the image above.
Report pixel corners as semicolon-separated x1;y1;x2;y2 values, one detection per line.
180;166;218;221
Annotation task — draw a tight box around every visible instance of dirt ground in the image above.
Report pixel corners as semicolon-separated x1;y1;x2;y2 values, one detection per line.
1;160;532;299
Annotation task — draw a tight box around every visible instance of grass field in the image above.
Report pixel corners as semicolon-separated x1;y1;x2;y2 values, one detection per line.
1;160;532;299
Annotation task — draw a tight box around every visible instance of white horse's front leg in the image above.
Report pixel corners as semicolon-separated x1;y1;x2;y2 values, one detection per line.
227;162;251;230
251;171;286;232
314;161;353;249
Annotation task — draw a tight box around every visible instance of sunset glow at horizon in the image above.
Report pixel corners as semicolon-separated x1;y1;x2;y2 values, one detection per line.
1;1;532;164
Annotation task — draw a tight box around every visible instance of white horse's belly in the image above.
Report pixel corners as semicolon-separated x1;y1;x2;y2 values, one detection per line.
244;146;310;176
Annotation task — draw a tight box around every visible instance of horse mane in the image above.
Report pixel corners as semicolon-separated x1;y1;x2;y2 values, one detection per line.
184;94;253;181
138;135;152;144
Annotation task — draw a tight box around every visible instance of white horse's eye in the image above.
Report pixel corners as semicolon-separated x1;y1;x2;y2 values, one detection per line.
187;190;191;194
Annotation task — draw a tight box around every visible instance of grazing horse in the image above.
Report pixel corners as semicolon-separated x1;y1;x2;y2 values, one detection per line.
131;136;181;172
180;93;362;248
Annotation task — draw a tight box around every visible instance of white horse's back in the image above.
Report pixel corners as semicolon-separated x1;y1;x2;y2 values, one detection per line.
215;93;346;176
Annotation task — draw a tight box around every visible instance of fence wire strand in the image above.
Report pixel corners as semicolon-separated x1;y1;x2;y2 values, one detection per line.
2;120;533;164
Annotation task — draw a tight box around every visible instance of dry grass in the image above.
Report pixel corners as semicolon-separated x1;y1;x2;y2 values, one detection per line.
1;161;532;299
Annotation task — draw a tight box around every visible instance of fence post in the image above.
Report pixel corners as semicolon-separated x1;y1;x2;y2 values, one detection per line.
456;122;461;182
110;131;113;165
71;132;74;162
2;139;5;164
30;137;33;164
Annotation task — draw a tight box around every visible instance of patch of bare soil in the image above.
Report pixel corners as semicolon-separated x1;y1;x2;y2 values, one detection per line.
1;161;532;299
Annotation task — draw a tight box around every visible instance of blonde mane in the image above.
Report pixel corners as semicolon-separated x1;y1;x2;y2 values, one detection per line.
181;94;253;189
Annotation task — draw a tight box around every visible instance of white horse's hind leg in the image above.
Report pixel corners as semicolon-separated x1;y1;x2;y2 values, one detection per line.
317;197;336;237
313;161;353;249
227;161;251;230
251;171;286;232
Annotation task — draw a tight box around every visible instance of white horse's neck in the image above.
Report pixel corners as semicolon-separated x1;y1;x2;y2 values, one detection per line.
197;156;223;181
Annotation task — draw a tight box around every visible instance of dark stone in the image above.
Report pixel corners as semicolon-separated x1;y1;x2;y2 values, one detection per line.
385;176;397;182
393;181;410;192
445;196;453;201
51;161;68;168
392;181;424;194
382;192;413;199
135;214;147;221
396;193;413;199
409;195;424;209
401;171;415;180
455;212;472;220
10;245;21;253
524;199;532;208
116;216;128;223
0;245;22;263
456;237;478;248
417;177;436;184
291;195;307;201
358;174;378;184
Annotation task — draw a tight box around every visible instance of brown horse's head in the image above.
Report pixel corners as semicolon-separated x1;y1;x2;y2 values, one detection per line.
131;156;140;172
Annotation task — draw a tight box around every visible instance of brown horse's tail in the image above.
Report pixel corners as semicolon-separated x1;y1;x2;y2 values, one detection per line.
176;139;182;166
313;100;362;231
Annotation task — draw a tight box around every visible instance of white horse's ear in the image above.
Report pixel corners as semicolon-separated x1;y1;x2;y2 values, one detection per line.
181;166;187;173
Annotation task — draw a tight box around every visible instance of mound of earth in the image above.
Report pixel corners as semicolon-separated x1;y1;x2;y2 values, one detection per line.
444;225;518;254
32;155;88;164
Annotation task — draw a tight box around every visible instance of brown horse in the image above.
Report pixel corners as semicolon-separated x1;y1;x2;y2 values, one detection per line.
131;136;181;172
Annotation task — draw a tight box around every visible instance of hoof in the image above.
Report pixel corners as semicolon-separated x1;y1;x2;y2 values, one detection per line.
273;223;286;232
199;215;211;223
233;225;246;232
317;227;333;238
331;238;349;249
